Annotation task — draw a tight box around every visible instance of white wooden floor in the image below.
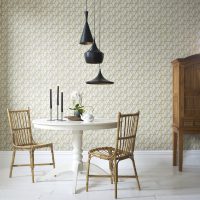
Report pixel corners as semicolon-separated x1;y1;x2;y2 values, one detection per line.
1;154;200;200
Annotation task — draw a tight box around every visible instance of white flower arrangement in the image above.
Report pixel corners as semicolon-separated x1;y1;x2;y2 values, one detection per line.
71;91;82;106
70;91;84;117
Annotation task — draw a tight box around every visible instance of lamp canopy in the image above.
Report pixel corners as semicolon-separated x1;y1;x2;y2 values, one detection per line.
86;68;114;85
80;11;93;45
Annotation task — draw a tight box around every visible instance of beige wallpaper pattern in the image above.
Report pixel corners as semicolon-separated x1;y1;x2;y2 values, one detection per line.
0;0;200;150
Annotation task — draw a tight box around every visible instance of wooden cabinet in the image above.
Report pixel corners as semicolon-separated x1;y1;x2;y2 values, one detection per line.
172;54;200;171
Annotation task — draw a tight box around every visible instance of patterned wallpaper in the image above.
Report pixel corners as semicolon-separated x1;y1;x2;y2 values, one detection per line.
0;0;200;151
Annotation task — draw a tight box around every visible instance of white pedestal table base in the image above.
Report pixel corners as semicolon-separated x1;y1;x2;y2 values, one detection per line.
36;130;108;194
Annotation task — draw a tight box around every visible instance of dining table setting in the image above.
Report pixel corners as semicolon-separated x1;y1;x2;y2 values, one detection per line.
32;87;118;193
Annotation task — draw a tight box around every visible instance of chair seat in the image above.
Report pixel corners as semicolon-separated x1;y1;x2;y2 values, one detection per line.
14;143;53;150
89;147;131;160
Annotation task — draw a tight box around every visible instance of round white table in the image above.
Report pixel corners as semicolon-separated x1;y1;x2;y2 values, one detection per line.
32;118;117;193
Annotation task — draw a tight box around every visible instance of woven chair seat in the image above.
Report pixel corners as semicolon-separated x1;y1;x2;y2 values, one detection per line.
89;147;131;160
14;143;53;150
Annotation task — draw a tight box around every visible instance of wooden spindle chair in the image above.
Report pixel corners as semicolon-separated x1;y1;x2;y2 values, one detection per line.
7;108;55;183
86;112;141;198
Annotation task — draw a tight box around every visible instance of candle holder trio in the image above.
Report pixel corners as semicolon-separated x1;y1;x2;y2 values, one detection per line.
49;89;92;122
49;86;64;121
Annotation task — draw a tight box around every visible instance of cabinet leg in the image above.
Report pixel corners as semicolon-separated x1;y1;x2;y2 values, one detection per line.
178;131;183;172
173;131;177;166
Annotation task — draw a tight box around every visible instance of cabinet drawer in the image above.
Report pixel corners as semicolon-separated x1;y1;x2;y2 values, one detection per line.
195;120;200;127
183;119;194;127
183;119;200;127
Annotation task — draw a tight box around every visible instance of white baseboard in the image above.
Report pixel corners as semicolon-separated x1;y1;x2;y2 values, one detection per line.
1;150;200;170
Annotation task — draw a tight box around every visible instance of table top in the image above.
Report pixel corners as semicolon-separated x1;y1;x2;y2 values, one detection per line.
32;118;117;131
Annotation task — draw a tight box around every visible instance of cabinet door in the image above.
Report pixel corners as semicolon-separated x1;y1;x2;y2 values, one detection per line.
184;64;200;120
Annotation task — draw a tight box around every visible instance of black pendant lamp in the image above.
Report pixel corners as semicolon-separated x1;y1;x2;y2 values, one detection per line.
80;0;93;45
86;65;114;85
86;0;113;85
84;0;104;64
84;38;104;63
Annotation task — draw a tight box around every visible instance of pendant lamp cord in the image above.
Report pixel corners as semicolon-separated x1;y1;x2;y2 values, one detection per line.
86;0;87;11
93;0;95;38
99;0;101;50
99;0;101;70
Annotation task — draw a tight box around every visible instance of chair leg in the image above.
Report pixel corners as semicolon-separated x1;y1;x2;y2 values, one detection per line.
86;155;91;192
30;149;35;183
113;159;118;199
116;161;119;183
109;159;114;184
9;149;16;178
131;157;141;190
50;144;55;169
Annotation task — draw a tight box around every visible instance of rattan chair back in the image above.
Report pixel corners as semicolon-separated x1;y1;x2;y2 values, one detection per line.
115;112;139;157
7;109;34;146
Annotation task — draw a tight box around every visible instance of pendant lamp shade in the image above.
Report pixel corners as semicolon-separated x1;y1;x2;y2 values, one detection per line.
86;69;114;84
80;11;93;45
84;38;104;64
